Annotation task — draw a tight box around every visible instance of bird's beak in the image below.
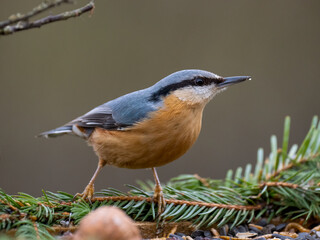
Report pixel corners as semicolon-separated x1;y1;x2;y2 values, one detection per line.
218;76;251;88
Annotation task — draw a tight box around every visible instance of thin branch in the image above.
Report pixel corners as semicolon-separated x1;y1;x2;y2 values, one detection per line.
90;196;263;211
259;181;299;189
193;174;211;187
0;199;18;212
47;226;78;234
0;0;73;29
266;153;319;180
0;214;11;221
0;1;95;35
33;222;41;240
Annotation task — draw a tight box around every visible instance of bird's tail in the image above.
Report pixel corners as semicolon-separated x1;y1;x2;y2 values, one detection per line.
37;125;73;138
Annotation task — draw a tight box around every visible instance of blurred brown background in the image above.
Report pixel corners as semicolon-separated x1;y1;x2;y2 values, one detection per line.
0;1;319;196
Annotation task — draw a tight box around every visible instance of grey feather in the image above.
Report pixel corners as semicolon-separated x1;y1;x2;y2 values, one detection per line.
37;126;73;138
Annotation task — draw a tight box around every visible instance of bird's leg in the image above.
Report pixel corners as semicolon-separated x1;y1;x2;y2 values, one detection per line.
73;158;106;202
152;167;166;216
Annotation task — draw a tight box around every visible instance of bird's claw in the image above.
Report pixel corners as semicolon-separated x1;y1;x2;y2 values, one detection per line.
153;184;166;216
73;184;95;203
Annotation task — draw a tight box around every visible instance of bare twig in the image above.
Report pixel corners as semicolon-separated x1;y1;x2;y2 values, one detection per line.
0;0;73;29
0;1;95;35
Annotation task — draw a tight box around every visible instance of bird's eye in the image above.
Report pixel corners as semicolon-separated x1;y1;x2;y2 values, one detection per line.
194;78;204;86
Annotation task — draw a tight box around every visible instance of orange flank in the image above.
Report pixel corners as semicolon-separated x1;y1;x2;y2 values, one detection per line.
89;95;204;169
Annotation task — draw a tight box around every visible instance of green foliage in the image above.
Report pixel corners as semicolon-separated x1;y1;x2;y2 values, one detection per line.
0;116;319;239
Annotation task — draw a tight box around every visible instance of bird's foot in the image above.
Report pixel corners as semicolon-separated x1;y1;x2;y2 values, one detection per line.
73;184;95;203
153;184;166;216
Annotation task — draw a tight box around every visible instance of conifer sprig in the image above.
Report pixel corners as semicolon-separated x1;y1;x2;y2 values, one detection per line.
0;116;319;239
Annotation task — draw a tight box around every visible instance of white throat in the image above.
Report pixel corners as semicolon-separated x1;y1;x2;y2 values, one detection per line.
173;85;224;104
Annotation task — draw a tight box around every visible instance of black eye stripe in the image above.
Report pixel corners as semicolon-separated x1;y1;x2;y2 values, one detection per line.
192;77;224;86
213;78;224;84
149;77;223;101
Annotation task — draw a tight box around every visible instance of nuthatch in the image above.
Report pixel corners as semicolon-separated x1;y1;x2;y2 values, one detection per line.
39;69;250;213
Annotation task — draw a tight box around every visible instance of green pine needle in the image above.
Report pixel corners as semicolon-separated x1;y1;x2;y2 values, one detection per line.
0;116;319;239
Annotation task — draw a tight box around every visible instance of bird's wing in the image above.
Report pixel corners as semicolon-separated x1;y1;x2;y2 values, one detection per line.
39;89;158;138
38;104;130;139
72;89;158;131
70;104;130;130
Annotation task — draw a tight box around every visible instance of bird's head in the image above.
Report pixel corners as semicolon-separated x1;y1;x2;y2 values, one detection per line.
149;69;250;105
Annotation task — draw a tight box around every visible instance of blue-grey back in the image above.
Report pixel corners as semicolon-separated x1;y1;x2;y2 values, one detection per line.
102;89;160;126
72;69;218;129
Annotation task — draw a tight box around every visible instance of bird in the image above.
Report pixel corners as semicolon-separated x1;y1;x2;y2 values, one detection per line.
39;69;250;214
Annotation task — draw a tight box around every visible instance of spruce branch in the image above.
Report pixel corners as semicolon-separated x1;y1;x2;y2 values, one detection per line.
0;116;319;239
0;0;95;36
